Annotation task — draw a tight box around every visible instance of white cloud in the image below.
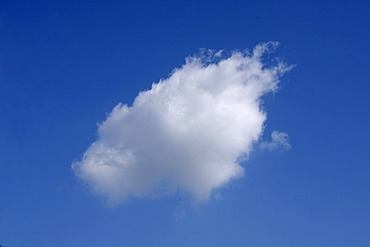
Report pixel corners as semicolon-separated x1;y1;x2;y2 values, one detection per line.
260;130;291;151
72;42;290;204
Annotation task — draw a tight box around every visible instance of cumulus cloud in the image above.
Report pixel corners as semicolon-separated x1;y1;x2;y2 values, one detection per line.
72;42;290;204
260;130;291;151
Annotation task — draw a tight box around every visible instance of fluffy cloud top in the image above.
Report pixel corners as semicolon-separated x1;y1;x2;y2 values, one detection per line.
260;130;291;151
72;42;290;204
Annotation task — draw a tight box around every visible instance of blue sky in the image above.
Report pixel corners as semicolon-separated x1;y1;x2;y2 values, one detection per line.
0;0;369;246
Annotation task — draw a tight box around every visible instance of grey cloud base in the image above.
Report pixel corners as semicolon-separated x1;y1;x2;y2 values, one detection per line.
72;43;290;204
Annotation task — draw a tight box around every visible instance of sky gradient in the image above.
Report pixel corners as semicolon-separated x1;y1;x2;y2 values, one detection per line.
0;0;369;246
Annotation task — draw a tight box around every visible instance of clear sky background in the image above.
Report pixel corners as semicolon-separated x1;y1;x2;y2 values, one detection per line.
0;0;369;246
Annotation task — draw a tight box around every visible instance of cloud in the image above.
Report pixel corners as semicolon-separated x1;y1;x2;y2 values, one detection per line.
260;130;291;151
72;42;290;204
